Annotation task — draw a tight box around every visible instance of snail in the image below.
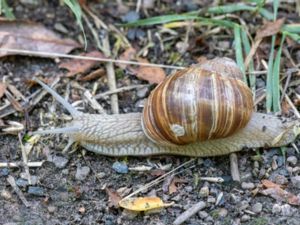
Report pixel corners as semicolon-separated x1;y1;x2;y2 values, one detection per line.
32;58;300;157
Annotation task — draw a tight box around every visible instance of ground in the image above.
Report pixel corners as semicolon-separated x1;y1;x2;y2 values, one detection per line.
0;1;300;225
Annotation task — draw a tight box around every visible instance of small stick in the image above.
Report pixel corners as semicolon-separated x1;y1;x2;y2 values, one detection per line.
103;33;119;114
0;161;44;168
18;133;32;185
94;84;149;99
83;90;106;114
7;175;31;207
230;153;241;182
173;201;206;225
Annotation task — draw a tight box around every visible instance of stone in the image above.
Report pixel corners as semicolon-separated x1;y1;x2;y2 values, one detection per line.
136;86;149;98
291;176;300;189
198;211;208;219
51;155;69;169
75;166;90;181
0;168;9;176
287;156;298;166
96;172;106;179
241;182;255;190
252;202;262;213
28;186;45;196
281;204;292;216
273;174;288;185
112;162;128;174
199;186;209;197
218;208;228;217
122;11;139;23
272;204;281;214
241;215;250;222
47;206;56;213
16;178;28;188
1;189;12;200
207;196;216;203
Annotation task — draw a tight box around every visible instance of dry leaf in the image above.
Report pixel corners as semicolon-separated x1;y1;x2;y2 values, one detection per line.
59;51;105;77
260;188;300;206
0;19;80;57
0;82;7;98
256;18;285;40
136;58;166;84
105;187;122;208
78;68;106;81
119;197;173;211
261;179;283;189
117;48;166;84
168;177;186;194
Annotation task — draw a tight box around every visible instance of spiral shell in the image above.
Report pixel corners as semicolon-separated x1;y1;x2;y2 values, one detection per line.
141;58;254;146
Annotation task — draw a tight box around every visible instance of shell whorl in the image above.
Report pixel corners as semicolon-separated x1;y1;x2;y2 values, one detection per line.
141;58;254;146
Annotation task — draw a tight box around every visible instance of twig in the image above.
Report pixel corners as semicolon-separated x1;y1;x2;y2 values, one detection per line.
0;161;44;168
18;133;32;185
81;3;108;29
0;77;60;119
230;153;241;182
173;201;206;225
83;90;106;114
0;48;185;70
94;84;149;99
7;175;31;207
103;33;119;114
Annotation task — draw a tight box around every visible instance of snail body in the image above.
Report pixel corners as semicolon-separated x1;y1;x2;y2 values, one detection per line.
32;58;300;157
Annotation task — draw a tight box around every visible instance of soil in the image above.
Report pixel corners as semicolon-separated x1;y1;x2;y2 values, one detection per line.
0;1;300;225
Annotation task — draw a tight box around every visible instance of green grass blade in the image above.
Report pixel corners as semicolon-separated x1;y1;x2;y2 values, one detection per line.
272;33;286;112
234;25;246;83
282;24;300;34
206;3;273;20
241;29;255;91
0;0;15;19
124;14;199;27
284;31;300;42
64;0;86;48
266;35;276;112
273;0;280;20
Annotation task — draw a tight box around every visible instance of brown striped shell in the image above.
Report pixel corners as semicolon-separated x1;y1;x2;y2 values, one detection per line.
141;58;254;146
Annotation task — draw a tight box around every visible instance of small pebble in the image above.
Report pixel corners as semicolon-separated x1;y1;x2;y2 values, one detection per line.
287;156;298;166
198;211;208;219
239;201;249;211
28;186;45;196
274;174;288;185
218;208;228;217
241;215;250;222
75;166;90;181
122;11;139;23
47;206;56;213
272;204;281;214
291;176;300;189
112;162;128;174
252;202;262;213
1;189;12;200
0;168;9;176
281;204;292;216
199;186;209;197
230;193;240;204
276;156;284;167
215;192;224;206
96;172;106;179
62;169;69;175
16;178;28;188
207;196;216;203
51;155;69;169
241;182;255;190
136;87;149;98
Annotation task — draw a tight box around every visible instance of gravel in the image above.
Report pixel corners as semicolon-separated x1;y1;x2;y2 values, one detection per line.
252;202;263;213
241;182;255;190
75;166;91;181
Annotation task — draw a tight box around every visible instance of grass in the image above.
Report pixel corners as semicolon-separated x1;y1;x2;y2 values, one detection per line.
64;0;87;48
124;1;300;114
0;0;15;19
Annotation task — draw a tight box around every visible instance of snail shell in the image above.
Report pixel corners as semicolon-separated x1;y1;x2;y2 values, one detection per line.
141;58;254;146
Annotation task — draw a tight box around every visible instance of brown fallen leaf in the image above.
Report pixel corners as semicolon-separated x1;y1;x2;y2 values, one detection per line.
117;48;166;84
119;197;173;211
255;18;285;40
59;51;105;77
260;179;300;206
78;68;106;81
169;177;186;195
0;82;7;98
105;187;122;208
261;179;283;189
244;18;285;69
260;188;300;206
0;19;80;57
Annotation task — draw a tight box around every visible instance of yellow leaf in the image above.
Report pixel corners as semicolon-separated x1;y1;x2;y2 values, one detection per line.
119;197;173;212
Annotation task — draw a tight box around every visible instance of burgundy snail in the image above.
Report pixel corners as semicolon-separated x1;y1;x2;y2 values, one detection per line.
32;58;300;157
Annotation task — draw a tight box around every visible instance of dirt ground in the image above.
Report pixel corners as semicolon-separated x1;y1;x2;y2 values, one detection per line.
0;1;300;225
